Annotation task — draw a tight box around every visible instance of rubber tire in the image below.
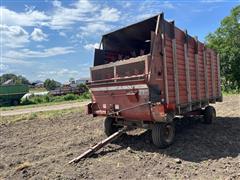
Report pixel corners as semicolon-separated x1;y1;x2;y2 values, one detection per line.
173;117;182;133
104;117;120;137
203;106;216;124
152;122;175;148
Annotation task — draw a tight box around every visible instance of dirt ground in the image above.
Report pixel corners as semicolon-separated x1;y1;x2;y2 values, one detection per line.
0;95;240;179
0;101;89;117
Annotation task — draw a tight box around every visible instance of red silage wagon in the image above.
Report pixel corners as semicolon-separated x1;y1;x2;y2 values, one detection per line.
86;13;222;148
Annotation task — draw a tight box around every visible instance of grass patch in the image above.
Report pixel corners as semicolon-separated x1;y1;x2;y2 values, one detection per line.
0;92;90;111
0;107;84;125
21;92;90;105
0;99;88;111
222;91;240;96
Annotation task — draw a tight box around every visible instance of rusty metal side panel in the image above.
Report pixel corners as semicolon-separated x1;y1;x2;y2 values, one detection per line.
175;28;188;104
163;22;220;113
217;54;221;97
198;42;206;100
90;82;152;121
188;37;198;102
165;35;176;104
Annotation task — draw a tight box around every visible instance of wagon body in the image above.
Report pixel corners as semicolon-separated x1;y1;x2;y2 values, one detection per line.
87;13;222;124
0;84;29;106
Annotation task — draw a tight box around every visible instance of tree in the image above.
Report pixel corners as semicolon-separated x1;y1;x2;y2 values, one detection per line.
206;5;240;92
0;73;30;85
44;79;60;90
69;77;75;84
77;83;89;92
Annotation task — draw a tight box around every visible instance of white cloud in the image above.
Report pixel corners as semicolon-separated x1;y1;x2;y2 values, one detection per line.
1;0;121;33
132;1;176;23
139;0;175;11
84;43;99;50
38;68;79;79
31;28;48;41
201;0;224;3
36;45;45;48
0;64;9;75
5;47;75;59
49;0;99;29
1;56;31;64
162;1;175;9
125;2;131;8
73;0;98;11
0;25;29;48
0;64;9;71
136;13;156;21
1;6;49;27
79;22;112;37
59;32;66;37
192;6;218;13
99;7;120;22
1;1;98;30
52;0;62;7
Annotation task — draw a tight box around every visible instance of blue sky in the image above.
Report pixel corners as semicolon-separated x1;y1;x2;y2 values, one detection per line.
0;0;239;83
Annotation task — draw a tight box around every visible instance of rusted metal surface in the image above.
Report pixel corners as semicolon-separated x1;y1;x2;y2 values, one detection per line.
203;48;209;101
194;36;200;106
87;13;222;123
184;41;191;110
217;54;221;97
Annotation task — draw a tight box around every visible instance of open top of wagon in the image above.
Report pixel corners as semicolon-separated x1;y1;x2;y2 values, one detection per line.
86;13;222;148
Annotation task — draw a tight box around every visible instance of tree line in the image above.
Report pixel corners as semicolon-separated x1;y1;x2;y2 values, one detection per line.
1;6;239;93
206;5;240;92
0;74;61;90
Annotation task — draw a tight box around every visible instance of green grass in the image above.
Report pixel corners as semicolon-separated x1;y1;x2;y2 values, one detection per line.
21;92;90;105
0;92;90;111
0;107;84;125
0;99;89;111
222;91;240;96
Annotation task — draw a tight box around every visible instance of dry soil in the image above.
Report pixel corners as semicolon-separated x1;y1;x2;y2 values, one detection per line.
0;95;240;179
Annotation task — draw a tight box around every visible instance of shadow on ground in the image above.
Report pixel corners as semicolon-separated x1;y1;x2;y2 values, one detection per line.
108;117;240;163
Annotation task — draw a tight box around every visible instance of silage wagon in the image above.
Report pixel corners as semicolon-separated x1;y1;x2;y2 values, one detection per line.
86;13;222;148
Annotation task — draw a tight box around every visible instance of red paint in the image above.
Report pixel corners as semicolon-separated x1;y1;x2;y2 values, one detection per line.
86;14;222;122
